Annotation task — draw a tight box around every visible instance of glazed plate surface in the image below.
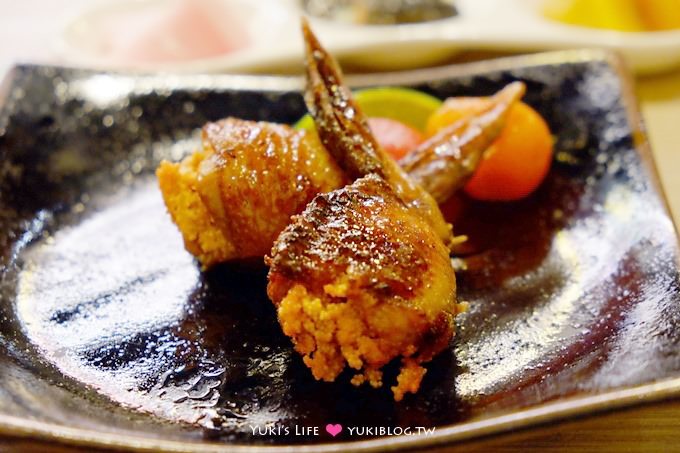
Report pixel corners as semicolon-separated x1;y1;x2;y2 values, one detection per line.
1;51;679;451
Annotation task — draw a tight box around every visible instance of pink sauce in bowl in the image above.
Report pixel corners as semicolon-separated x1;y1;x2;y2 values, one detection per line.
103;0;249;64
64;0;259;68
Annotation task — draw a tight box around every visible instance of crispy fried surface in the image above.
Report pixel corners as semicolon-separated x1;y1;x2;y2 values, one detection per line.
267;175;458;400
157;118;346;267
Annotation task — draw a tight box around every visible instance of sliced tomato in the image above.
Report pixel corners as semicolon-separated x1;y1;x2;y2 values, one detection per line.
368;117;424;160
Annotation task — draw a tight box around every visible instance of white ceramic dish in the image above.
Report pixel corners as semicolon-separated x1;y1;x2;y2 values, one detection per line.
56;0;680;74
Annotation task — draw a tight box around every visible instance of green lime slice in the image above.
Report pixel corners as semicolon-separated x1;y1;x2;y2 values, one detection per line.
294;87;442;133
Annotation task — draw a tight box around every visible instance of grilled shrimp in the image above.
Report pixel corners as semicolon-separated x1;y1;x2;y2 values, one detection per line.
266;174;462;401
157;23;524;267
301;19;454;247
266;21;462;401
157;118;346;268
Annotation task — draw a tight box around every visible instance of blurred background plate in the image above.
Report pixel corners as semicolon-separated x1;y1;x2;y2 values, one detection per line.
1;50;680;451
54;0;680;74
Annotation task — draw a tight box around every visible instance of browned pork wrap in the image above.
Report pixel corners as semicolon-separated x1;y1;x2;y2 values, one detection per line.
266;175;463;401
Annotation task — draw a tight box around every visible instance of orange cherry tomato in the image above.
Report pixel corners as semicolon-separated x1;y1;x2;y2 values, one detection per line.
368;117;424;160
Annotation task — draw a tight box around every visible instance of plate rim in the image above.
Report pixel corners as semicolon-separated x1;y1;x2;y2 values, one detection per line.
1;377;679;452
1;48;679;452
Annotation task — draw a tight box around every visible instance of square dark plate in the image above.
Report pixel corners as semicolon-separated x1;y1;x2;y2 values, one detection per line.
1;50;679;452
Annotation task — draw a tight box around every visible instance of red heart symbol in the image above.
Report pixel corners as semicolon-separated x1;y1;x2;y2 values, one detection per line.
325;423;342;437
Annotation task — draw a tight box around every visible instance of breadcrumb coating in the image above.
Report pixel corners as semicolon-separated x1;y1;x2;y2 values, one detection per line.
277;283;449;400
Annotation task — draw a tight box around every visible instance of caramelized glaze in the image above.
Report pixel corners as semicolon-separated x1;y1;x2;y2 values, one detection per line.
266;175;458;400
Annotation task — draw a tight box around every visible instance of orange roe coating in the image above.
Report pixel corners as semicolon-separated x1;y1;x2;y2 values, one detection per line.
268;175;461;400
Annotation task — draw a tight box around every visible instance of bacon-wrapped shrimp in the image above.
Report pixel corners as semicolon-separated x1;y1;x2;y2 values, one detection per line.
267;20;463;400
157;118;346;268
266;174;463;401
157;29;525;268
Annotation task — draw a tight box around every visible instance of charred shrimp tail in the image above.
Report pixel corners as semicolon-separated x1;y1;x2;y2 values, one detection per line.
400;81;526;204
301;18;454;246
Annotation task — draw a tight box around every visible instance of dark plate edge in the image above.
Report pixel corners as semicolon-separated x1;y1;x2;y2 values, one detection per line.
1;49;679;452
0;49;630;95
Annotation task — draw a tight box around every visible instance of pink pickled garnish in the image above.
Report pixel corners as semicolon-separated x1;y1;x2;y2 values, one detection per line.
102;0;249;64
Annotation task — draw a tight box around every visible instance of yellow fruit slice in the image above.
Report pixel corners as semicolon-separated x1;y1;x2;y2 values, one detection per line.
294;87;442;133
543;0;645;32
635;0;680;31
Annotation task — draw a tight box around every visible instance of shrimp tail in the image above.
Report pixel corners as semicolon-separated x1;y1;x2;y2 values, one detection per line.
400;81;526;203
301;18;455;247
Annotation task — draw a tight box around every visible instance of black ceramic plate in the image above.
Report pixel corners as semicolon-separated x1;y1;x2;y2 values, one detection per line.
1;50;679;452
